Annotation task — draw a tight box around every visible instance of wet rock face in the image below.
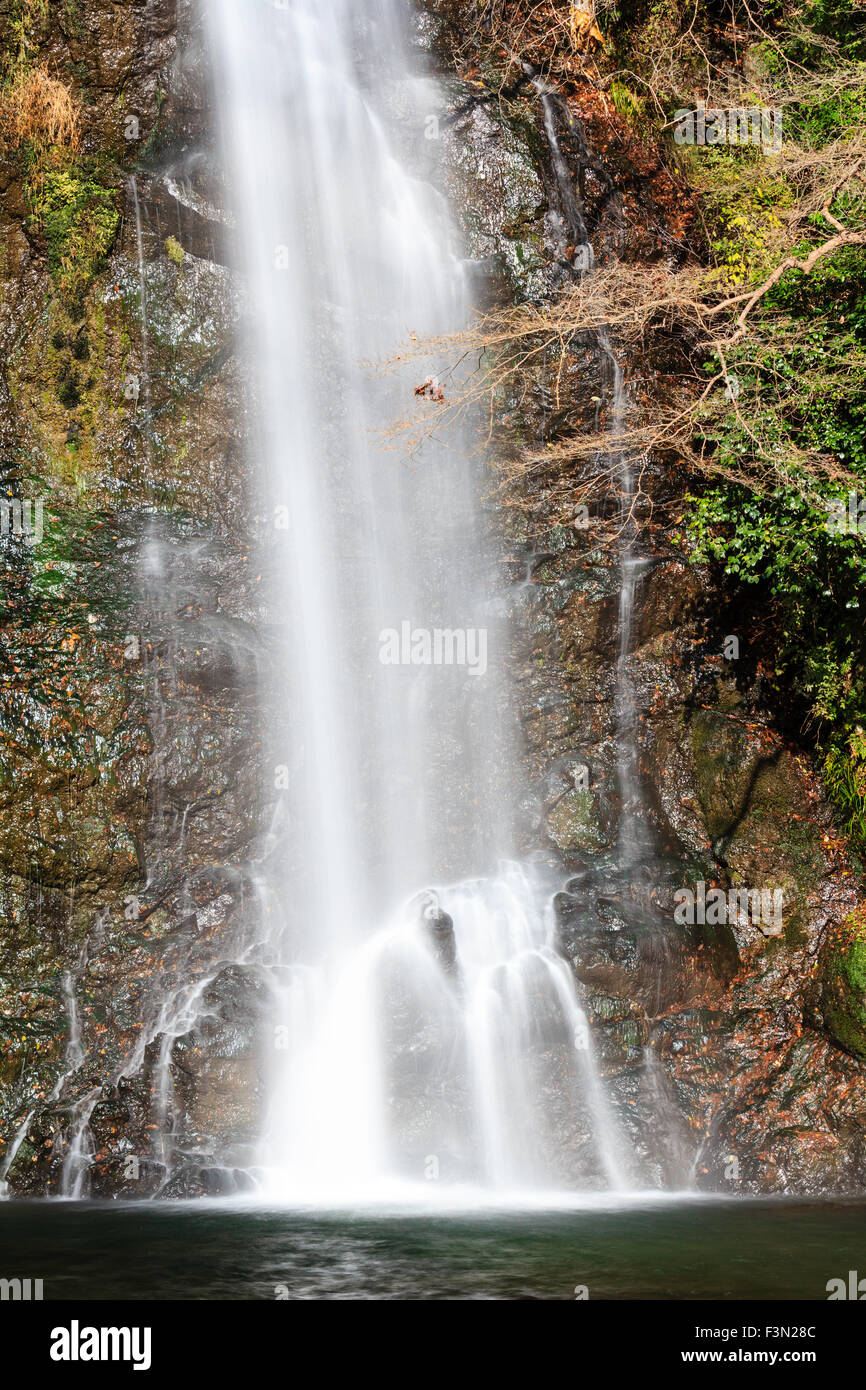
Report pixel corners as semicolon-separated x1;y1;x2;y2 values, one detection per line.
440;94;555;302
513;502;866;1193
0;0;264;1195
421;900;457;972
507;416;865;1189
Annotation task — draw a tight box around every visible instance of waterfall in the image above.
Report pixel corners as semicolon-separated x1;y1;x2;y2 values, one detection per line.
602;337;645;868
526;84;647;870
127;176;153;445
55;959;95;1199
0;1109;34;1198
205;0;631;1200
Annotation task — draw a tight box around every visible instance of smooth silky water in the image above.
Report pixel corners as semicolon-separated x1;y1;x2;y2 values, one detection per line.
205;0;636;1203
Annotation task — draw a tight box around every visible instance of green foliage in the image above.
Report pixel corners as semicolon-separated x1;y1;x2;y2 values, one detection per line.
791;81;866;146
844;934;866;994
4;0;49;72
164;235;185;267
824;730;866;852
678;138;795;286
608;79;645;123
704;175;791;284
685;239;866;835
822;905;866;1058
606;0;866;853
614;0;707;102
688;480;865;709
25;157;119;297
782;0;866;62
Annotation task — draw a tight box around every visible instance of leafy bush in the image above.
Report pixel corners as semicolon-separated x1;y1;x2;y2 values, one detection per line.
686;236;866;837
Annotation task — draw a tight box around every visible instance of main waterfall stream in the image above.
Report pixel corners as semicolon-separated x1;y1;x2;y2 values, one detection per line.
206;0;631;1201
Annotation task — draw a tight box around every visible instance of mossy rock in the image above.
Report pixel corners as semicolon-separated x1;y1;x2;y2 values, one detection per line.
547;789;605;852
690;708;754;841
25;158;120;299
821;908;866;1061
690;714;823;936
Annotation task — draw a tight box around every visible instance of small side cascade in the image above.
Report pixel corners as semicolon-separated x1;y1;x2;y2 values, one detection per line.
0;1109;35;1199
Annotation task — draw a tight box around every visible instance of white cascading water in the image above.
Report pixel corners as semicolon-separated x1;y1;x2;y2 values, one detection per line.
207;0;631;1201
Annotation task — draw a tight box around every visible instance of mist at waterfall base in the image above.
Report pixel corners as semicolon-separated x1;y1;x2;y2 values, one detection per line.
203;0;641;1205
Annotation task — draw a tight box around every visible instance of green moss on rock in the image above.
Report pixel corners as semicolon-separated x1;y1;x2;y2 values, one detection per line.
822;908;866;1061
26;158;119;297
547;788;604;852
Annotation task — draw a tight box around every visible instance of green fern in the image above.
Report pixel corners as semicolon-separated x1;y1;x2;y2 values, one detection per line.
824;731;866;850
